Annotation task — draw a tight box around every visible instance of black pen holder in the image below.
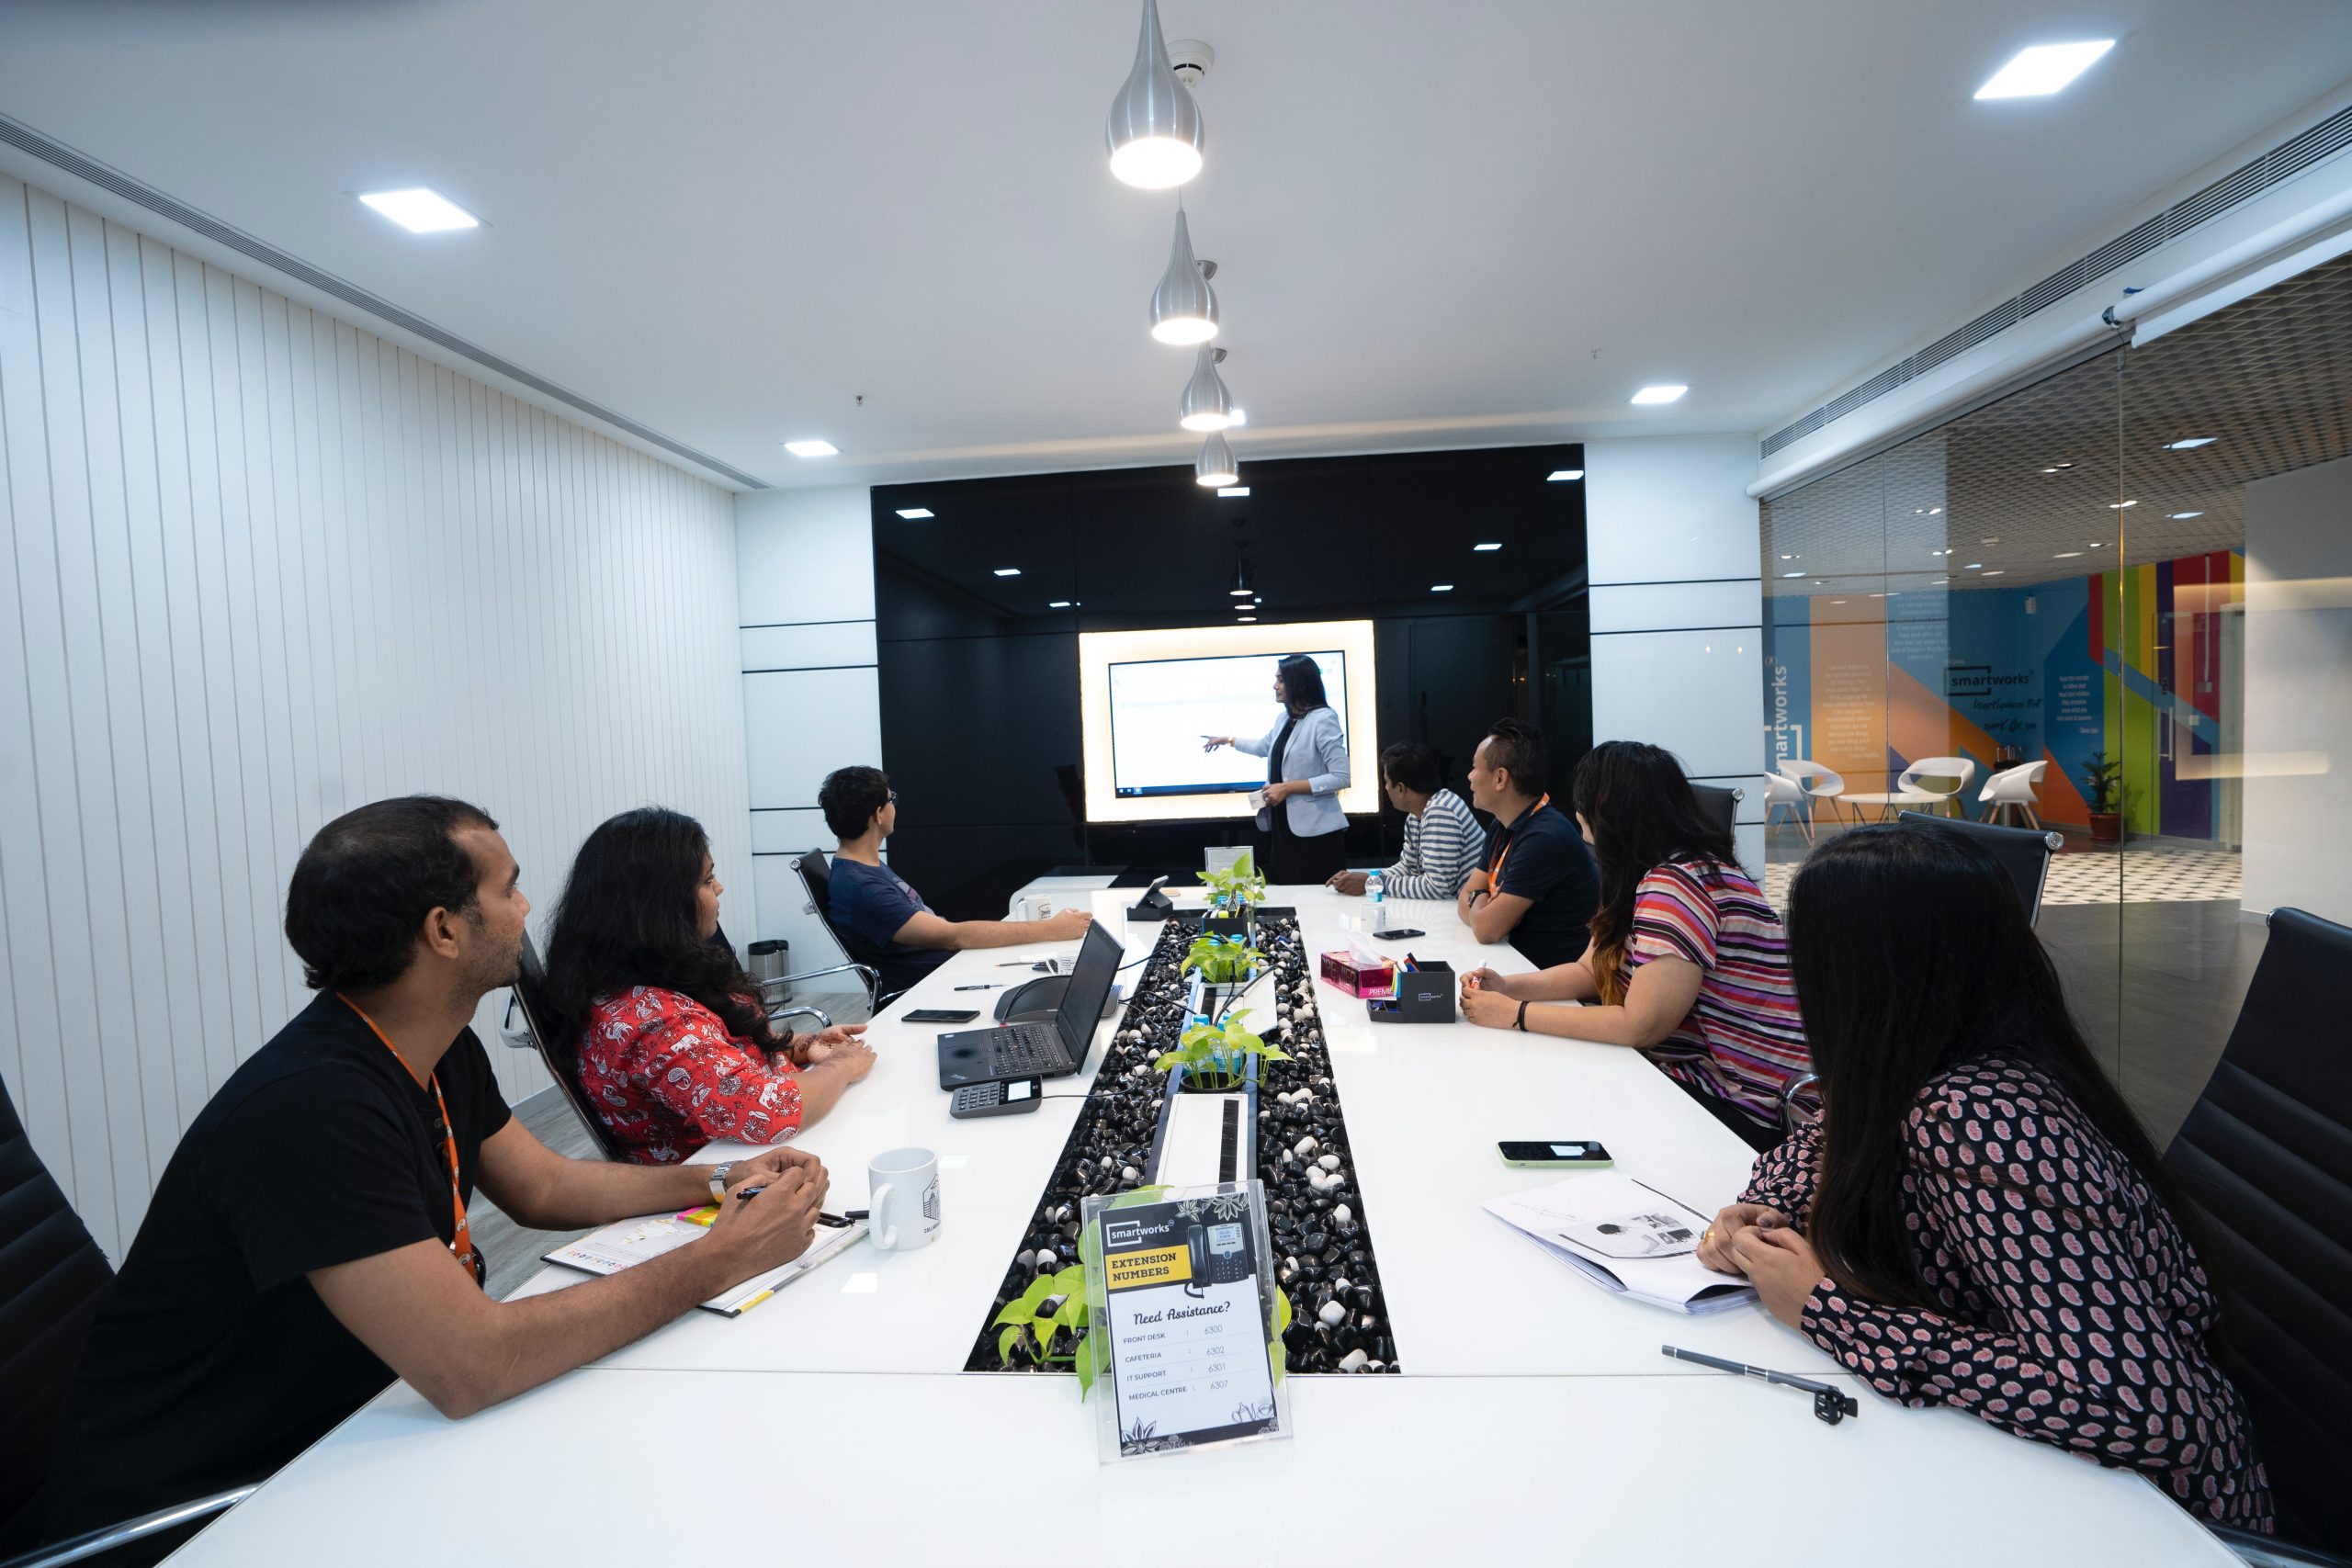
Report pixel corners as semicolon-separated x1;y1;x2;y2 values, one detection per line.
1367;961;1454;1023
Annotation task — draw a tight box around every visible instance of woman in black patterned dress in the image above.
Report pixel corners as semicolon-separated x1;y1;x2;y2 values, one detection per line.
1695;821;2271;1530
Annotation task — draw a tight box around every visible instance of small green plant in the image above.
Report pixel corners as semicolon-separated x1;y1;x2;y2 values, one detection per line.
994;1265;1091;1378
1182;932;1264;987
2080;750;2123;815
1154;1009;1292;1091
1196;852;1267;911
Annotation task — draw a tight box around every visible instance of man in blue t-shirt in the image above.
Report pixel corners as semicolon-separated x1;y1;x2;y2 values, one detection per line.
1456;718;1599;970
818;767;1092;998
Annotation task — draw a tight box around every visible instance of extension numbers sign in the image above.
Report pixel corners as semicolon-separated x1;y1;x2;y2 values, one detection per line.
1084;1181;1287;1460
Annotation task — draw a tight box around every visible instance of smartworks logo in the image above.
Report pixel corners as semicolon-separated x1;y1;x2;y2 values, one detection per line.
1947;665;2030;699
1770;663;1792;762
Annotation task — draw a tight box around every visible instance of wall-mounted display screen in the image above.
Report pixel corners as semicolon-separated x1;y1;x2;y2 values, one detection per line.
1107;649;1350;798
1080;621;1380;824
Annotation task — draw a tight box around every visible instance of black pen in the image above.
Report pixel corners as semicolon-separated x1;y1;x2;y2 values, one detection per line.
729;1188;851;1228
955;983;1007;991
1660;1345;1860;1424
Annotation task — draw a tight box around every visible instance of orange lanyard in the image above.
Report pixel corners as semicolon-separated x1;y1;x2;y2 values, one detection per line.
1487;794;1551;886
338;994;481;1286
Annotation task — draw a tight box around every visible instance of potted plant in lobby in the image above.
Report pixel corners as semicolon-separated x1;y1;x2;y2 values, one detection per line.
2081;750;2124;843
1154;1010;1291;1093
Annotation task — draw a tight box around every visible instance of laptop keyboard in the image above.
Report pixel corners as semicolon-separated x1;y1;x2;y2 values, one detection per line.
991;1022;1066;1074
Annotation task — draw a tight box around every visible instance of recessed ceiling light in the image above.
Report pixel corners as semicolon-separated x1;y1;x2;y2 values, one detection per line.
1781;571;1805;578
1974;40;2114;100
357;187;480;232
1546;468;1585;482
1869;592;1888;598
1984;570;2005;577
1964;563;1984;570
1049;601;1073;608
1217;486;1251;498
1227;408;1248;427
1780;554;1794;560
2054;550;2084;558
2169;510;2205;519
1236;615;1257;622
1630;385;1688;405
895;507;934;520
2108;500;2138;509
2040;462;2075;473
993;568;1022;577
1830;599;1848;604
1474;542;1502;552
1430;584;1454;593
1981;536;2001;545
785;439;838;457
2163;437;2216;450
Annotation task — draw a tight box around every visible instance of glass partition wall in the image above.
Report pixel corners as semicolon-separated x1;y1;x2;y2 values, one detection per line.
1761;248;2352;1142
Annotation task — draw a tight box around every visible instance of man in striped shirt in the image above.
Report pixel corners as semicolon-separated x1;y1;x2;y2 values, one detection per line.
1327;742;1482;900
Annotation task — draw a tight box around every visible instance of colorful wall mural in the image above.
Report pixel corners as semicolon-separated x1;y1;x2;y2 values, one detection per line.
1764;551;2243;839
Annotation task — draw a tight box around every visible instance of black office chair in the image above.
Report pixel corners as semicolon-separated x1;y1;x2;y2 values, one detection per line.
707;922;840;1035
0;1075;255;1566
499;932;626;1162
1895;810;2063;925
1690;783;1742;840
787;851;908;1017
2164;908;2352;1562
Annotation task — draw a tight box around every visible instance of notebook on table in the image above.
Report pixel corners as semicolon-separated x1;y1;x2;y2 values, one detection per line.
544;1208;866;1316
1483;1173;1759;1315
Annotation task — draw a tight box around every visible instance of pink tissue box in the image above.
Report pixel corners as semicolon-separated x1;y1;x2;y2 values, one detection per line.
1318;950;1396;999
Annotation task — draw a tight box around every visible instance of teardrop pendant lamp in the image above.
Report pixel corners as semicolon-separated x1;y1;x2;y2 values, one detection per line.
1179;345;1234;432
1151;210;1218;345
1105;0;1204;189
1195;430;1238;488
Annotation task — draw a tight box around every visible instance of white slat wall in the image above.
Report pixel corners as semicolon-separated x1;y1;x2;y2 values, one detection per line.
0;174;751;1261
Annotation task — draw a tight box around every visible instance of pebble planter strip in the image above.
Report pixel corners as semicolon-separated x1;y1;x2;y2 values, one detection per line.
964;912;1401;1376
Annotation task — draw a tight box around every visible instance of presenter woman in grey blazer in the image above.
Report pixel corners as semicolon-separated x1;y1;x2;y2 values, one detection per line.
1202;654;1352;884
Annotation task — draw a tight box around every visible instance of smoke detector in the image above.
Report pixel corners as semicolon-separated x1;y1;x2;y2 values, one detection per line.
1167;39;1216;86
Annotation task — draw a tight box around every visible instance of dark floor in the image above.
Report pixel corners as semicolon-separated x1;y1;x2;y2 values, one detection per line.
2038;898;2267;1148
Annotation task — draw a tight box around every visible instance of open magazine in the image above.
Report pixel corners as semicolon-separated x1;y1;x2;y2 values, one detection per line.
1483;1173;1758;1315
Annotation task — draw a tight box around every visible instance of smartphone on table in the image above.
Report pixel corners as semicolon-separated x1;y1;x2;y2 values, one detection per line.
904;1008;981;1024
1497;1140;1613;1168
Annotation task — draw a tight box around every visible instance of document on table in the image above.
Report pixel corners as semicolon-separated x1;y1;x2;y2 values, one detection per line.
1096;1188;1282;1456
545;1210;866;1316
1483;1173;1758;1314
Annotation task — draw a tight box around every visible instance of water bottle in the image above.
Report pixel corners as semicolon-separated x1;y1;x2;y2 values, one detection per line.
1366;871;1385;918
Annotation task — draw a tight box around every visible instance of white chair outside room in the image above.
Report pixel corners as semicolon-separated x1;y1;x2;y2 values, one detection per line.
1979;760;2049;828
1845;756;1978;820
1775;759;1848;831
1764;769;1813;841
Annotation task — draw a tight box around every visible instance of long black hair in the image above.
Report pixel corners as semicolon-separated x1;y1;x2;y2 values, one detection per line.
540;807;775;1070
1570;741;1735;1004
1276;654;1329;716
1790;822;2199;1316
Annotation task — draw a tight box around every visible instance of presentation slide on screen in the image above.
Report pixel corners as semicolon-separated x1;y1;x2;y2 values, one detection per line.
1108;651;1349;798
1078;621;1380;825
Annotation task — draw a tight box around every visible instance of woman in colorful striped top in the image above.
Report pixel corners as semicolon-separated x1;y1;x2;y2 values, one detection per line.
1327;742;1483;900
1459;740;1809;1150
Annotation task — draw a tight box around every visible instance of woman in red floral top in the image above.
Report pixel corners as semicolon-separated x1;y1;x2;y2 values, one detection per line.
1698;822;2270;1531
542;808;876;1165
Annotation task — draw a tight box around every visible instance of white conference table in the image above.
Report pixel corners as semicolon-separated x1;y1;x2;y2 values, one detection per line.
167;882;2231;1565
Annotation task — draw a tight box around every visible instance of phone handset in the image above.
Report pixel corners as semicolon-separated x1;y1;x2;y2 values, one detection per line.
1184;1224;1209;1298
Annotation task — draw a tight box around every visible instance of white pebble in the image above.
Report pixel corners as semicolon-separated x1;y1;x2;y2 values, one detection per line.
1332;1276;1352;1293
1122;1166;1140;1181
1306;1169;1331;1191
1317;1301;1345;1327
1294;1136;1319;1156
1337;1348;1370;1372
1332;1204;1353;1224
1293;1088;1315;1104
1034;1246;1055;1267
1317;1154;1341;1171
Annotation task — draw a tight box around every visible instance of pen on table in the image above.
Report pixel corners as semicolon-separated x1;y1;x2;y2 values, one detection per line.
1660;1345;1860;1425
954;982;1008;990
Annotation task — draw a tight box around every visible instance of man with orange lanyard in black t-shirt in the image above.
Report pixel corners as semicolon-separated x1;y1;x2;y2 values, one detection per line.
1456;717;1600;972
40;797;832;1562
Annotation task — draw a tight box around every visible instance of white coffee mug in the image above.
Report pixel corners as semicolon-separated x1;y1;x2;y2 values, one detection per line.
868;1146;941;1252
1016;893;1055;921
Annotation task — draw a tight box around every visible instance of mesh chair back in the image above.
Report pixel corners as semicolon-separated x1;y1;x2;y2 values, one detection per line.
1894;811;2061;925
0;1072;117;1549
2163;908;2352;1554
511;932;623;1161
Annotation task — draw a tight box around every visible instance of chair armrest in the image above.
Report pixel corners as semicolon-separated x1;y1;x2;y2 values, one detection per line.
1781;1072;1821;1132
759;962;878;999
766;1004;833;1032
1;1485;259;1568
2207;1524;2352;1568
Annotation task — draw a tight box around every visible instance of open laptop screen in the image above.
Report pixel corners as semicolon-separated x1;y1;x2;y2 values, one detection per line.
1053;919;1124;1065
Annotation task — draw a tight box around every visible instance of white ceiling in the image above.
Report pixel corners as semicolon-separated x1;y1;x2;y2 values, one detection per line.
5;0;2351;491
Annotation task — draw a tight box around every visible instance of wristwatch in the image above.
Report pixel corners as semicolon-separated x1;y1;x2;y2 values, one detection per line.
707;1161;738;1203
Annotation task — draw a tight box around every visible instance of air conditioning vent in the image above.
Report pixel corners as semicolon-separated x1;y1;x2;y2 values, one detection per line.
1762;99;2352;460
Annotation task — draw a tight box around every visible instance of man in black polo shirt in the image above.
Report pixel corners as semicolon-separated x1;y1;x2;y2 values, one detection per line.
1457;718;1599;968
40;797;831;1560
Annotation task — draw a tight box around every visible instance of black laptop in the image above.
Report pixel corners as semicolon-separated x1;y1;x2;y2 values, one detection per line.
936;919;1122;1089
